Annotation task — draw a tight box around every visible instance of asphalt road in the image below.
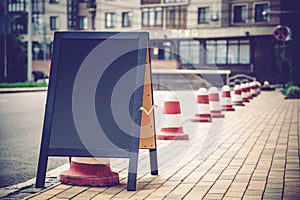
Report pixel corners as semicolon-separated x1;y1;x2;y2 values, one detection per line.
0;92;68;188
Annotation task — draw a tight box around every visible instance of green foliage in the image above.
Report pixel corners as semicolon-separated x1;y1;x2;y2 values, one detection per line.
0;34;27;82
7;34;27;82
0;82;47;88
282;82;294;95
274;42;292;84
282;84;300;99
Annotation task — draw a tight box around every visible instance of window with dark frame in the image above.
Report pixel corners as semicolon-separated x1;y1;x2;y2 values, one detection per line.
179;40;200;65
206;39;250;65
233;5;247;23
7;0;26;13
105;12;116;28
164;0;186;3
142;7;162;27
67;0;77;28
122;12;132;27
92;15;96;30
151;41;175;60
141;0;161;5
198;7;209;24
11;14;27;34
166;6;186;29
32;13;43;35
255;3;269;22
78;16;88;30
50;0;59;3
32;0;44;14
50;16;59;30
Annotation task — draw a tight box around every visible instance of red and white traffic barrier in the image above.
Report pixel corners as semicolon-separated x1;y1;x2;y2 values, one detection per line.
221;85;235;111
208;87;224;118
257;81;261;95
264;81;270;88
241;83;250;103
60;157;119;186
250;82;257;98
157;92;188;140
245;83;252;100
191;88;211;122
232;85;245;106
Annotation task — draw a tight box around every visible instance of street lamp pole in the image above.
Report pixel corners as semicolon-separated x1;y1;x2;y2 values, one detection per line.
3;14;8;80
27;0;32;82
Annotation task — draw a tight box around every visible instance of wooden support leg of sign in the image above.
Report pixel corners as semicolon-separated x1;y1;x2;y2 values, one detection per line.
139;47;158;174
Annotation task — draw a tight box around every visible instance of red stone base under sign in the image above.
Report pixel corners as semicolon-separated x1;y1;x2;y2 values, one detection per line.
60;161;119;187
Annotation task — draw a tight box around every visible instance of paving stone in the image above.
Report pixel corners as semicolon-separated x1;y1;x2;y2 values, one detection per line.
19;92;300;200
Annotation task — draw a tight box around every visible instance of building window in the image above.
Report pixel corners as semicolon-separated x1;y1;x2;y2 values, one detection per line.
50;16;59;30
206;39;250;65
162;42;173;60
164;0;186;2
79;16;88;30
233;5;247;23
255;3;269;22
32;14;43;26
141;0;160;4
239;40;250;64
12;14;27;34
32;0;44;14
67;0;77;28
151;41;175;60
105;13;115;28
92;15;96;30
179;40;200;65
198;7;209;24
142;7;162;27
122;12;132;27
8;0;26;13
166;6;186;29
50;0;59;3
32;14;43;34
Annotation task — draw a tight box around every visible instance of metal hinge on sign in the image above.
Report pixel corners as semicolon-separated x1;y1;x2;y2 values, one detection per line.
139;105;158;115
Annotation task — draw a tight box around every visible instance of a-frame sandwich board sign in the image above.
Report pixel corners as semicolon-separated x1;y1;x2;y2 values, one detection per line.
35;32;158;191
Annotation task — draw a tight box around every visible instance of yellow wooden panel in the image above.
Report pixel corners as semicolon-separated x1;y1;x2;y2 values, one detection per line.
139;47;156;149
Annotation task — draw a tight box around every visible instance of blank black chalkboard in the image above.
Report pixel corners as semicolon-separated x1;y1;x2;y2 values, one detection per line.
36;32;158;191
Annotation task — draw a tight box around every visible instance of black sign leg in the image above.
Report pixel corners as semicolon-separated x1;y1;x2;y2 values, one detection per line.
127;151;139;191
35;124;51;188
35;154;48;188
149;149;158;175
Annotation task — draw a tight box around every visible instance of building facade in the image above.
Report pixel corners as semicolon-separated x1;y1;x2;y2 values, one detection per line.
0;0;292;83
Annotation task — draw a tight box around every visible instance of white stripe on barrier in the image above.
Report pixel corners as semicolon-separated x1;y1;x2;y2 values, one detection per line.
197;104;210;114
220;97;231;106
209;101;221;111
232;93;242;102
241;92;248;98
162;114;182;128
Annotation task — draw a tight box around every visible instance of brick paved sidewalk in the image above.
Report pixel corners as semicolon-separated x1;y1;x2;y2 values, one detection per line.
23;91;299;200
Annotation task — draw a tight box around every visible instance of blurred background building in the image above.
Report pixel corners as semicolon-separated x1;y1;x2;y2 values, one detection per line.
0;0;298;84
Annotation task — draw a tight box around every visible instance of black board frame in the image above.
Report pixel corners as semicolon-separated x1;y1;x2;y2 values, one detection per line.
35;31;158;191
